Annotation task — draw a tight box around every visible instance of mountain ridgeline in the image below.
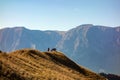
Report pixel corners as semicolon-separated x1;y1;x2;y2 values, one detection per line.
0;49;106;80
0;24;120;75
0;27;63;52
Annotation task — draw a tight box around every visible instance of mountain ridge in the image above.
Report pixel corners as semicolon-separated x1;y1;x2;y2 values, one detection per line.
0;49;106;80
0;24;120;75
56;25;120;75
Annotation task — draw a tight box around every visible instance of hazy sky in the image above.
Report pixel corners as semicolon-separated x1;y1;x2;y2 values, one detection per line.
0;0;120;30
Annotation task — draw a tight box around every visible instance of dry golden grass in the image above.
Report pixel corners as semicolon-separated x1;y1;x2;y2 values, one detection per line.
0;49;106;80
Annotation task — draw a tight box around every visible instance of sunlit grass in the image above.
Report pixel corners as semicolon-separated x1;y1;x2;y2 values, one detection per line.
0;49;106;80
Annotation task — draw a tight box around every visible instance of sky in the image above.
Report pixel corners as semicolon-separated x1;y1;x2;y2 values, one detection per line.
0;0;120;31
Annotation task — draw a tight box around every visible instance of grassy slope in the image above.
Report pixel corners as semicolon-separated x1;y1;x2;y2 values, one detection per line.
0;49;106;80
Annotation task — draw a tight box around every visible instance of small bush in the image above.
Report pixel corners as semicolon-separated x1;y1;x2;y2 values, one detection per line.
0;50;2;53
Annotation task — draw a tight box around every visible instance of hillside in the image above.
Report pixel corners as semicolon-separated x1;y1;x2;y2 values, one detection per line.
100;73;120;80
0;24;120;75
0;49;106;80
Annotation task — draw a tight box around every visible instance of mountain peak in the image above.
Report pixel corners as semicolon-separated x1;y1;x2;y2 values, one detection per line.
76;24;93;29
79;24;93;27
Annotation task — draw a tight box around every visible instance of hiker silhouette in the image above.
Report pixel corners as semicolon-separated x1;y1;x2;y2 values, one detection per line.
47;48;50;52
51;48;57;51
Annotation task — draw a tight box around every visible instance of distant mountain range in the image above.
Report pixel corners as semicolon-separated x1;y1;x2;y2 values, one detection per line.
0;24;120;75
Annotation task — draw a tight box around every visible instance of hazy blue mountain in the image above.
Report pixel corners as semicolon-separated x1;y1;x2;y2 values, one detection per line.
56;24;120;75
0;27;64;52
0;24;120;75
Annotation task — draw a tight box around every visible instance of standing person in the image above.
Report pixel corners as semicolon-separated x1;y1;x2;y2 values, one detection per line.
47;48;50;52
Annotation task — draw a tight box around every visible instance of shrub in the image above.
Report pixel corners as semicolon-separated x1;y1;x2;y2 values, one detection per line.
0;50;2;53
